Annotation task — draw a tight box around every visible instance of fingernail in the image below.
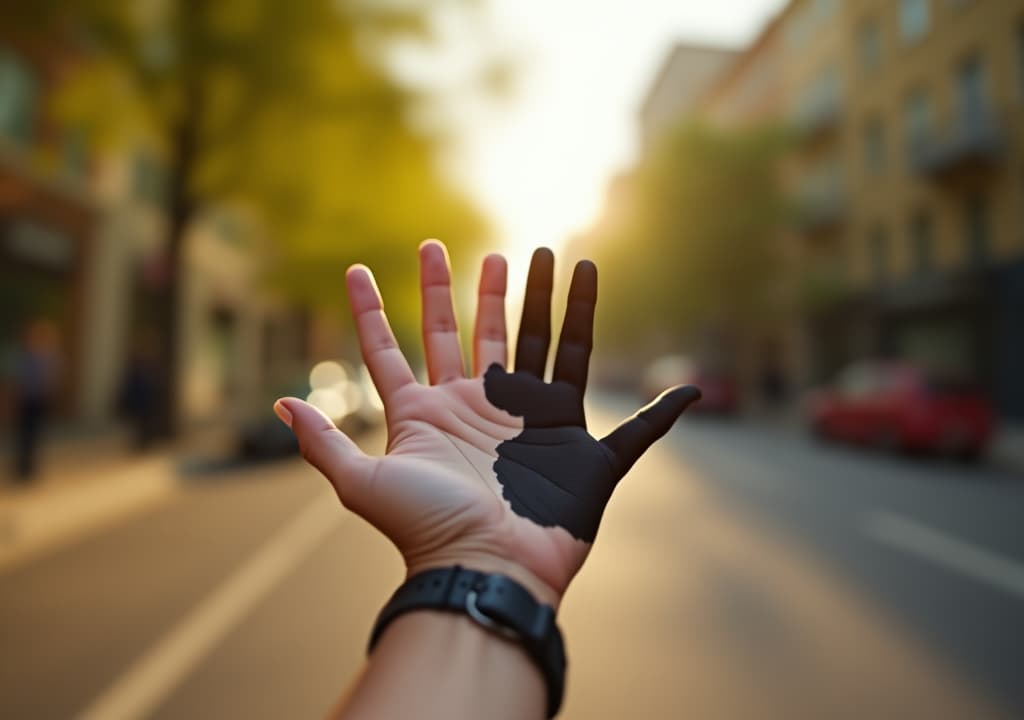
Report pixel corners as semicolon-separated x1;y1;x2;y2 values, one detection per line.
273;400;293;428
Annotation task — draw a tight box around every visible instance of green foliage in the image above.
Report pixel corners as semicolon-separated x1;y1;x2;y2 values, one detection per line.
591;122;791;356
18;0;488;339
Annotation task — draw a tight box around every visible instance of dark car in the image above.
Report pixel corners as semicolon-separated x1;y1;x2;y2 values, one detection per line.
806;361;993;460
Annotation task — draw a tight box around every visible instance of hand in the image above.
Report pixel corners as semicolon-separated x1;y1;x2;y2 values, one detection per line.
275;241;700;607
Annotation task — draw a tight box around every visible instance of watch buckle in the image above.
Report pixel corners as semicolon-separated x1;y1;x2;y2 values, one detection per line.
465;581;522;642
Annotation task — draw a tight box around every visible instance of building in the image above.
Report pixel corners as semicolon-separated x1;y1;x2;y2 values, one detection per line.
1;38;97;421
637;43;738;152
696;11;805;398
645;0;1024;422
699;13;789;129
1;38;310;438
782;0;1024;422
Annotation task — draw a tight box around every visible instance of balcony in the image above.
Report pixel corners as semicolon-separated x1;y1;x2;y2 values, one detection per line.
791;68;843;143
910;109;1003;181
794;171;846;234
793;93;841;142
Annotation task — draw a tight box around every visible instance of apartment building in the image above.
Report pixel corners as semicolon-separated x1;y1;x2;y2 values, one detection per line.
701;13;789;129
691;0;1024;420
638;43;738;154
802;0;1024;421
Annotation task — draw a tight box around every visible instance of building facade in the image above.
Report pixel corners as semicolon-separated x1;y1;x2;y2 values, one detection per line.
638;43;738;154
789;0;1024;420
690;0;1024;420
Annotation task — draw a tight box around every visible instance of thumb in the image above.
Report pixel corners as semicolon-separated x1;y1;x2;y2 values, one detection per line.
275;397;373;502
599;385;701;475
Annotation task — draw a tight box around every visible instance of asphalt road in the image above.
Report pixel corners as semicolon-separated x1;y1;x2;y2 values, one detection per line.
1;396;1022;719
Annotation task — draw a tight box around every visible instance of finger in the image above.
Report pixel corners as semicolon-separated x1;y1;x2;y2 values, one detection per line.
420;240;465;384
514;247;554;378
473;253;508;375
346;265;417;404
552;260;597;391
600;385;701;475
275;397;374;504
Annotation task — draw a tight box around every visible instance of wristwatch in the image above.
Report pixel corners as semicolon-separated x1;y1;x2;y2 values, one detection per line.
368;565;567;717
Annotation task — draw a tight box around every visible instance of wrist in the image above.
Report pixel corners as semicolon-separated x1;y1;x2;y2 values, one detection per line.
369;564;567;718
404;553;562;610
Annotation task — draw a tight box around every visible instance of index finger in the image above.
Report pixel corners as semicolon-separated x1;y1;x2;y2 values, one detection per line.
346;265;417;404
420;240;465;384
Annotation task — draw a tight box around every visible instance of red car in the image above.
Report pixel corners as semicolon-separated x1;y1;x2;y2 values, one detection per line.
806;361;993;459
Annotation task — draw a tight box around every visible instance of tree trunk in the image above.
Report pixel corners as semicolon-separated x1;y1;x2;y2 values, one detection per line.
154;88;200;438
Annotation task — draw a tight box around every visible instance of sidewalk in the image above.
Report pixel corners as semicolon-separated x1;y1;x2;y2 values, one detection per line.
0;435;179;574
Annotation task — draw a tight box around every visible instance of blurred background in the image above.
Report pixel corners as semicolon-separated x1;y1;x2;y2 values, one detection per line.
1;1;1023;718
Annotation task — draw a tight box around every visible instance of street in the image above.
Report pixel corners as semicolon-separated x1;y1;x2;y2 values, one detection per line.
1;396;1022;719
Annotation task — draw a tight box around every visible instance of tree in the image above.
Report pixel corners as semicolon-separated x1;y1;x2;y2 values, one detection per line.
590;122;791;362
12;0;489;433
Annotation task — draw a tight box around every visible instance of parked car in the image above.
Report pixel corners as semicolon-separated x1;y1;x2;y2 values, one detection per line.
806;360;993;460
642;355;739;414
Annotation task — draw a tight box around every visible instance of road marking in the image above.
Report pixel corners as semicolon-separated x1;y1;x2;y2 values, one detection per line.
862;510;1024;600
77;494;346;720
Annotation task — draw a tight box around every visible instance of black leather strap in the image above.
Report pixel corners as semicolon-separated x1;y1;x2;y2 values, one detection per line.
368;566;566;717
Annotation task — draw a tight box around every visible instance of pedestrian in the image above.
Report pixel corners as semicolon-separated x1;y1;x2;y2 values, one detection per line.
117;330;161;451
11;319;62;482
275;241;700;719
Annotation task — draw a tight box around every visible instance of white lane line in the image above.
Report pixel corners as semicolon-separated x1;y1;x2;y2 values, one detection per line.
77;494;346;720
861;509;1024;600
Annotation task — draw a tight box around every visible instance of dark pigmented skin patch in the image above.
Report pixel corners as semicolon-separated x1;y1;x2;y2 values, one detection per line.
484;364;618;543
488;248;702;543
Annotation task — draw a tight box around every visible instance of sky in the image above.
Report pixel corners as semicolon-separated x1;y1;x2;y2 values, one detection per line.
450;0;786;282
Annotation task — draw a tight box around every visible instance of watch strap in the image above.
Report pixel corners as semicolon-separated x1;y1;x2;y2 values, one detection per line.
368;565;566;717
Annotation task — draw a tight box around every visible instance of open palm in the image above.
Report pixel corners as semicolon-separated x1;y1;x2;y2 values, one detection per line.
277;242;699;606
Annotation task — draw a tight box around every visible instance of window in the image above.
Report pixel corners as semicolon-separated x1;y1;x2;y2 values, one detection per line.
903;89;933;166
864;118;886;175
900;0;931;43
869;225;889;283
910;211;933;274
793;64;842;129
964;192;990;265
956;55;988;130
858;20;883;74
0;48;37;146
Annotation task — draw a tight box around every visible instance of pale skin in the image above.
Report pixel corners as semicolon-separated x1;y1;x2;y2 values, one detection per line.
274;240;697;719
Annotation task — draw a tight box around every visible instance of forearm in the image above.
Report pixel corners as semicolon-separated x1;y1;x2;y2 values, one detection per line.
332;610;547;720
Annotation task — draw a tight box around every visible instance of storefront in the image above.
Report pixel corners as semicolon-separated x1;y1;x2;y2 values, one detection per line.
808;260;1023;421
0;169;93;417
